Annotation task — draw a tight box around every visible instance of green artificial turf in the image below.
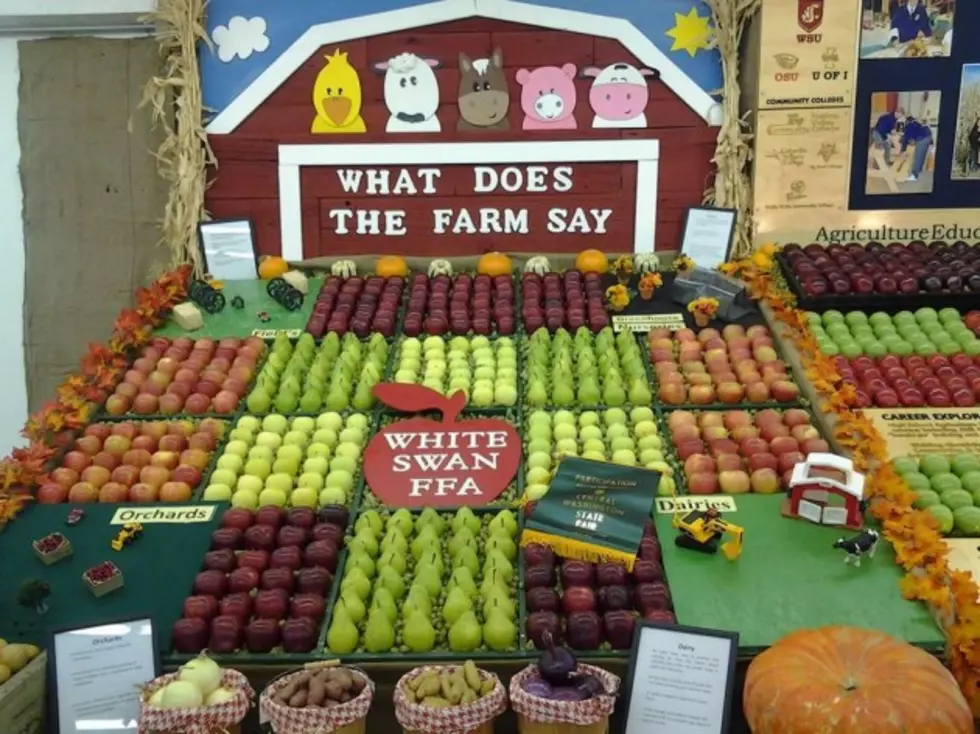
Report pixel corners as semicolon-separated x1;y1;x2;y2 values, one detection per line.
655;494;944;651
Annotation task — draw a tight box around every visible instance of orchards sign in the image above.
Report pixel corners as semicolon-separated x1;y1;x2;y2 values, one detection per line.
363;384;521;507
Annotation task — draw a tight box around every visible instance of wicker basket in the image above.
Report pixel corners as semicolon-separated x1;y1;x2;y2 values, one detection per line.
517;716;608;734
394;664;507;734
509;664;620;734
138;669;253;734
259;664;374;734
403;723;494;734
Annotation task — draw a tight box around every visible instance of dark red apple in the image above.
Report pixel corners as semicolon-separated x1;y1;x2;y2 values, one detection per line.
523;543;555;569
270;545;303;571
566;611;602;650
254;588;289;619
182;594;218;622
560;560;595;588
219;592;253;622
243;524;276;551
210;527;243;551
221;508;253;530
524;564;556;590
311;523;344;544
245;618;281;653
286;507;316;528
598;585;631;612
208;615;244;654
634;582;672;614
237;549;270;571
203;548;236;573
303;539;339;571
227;566;261;594
260;567;295;594
193;570;227;598
296;567;333;595
281;617;318;652
290;593;326;620
638;537;661;562
172;617;208;654
603;610;636;650
595;563;628;587
255;505;285;528
277;525;309;548
526;587;560;613
525;611;561;648
561;587;597;614
631;559;664;584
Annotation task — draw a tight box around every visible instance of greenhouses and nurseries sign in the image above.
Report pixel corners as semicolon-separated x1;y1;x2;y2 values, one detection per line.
363;384;521;507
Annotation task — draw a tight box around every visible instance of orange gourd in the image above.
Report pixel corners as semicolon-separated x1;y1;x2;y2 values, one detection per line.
476;252;512;277
574;249;608;274
258;256;289;280
744;626;972;734
376;255;408;277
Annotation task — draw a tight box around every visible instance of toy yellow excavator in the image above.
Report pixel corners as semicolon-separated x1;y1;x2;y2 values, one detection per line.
672;506;744;561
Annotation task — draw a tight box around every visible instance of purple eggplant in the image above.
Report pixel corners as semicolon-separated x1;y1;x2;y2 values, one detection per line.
538;630;577;686
550;687;588;701
520;678;553;699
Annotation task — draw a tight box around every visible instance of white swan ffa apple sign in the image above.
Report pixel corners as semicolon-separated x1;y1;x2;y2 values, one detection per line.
363;384;521;507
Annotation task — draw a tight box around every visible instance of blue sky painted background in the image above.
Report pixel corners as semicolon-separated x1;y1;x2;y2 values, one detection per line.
201;0;723;119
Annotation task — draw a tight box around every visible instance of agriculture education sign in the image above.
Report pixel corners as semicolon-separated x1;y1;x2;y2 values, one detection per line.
363;384;521;507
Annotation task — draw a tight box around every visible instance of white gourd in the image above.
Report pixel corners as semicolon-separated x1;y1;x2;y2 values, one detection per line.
428;259;454;277
524;256;551;275
635;253;661;273
331;260;357;277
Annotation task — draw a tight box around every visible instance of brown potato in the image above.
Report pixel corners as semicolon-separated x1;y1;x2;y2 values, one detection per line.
333;669;353;690
307;676;327;706
324;680;345;701
288;690;308;707
350;675;365;695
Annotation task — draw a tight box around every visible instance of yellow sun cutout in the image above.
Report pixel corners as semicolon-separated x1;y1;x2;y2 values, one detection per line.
666;7;713;58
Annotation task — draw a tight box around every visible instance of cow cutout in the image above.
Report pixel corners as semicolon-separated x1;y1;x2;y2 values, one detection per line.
372;52;441;133
515;63;578;131
457;49;510;132
581;63;660;129
311;49;367;134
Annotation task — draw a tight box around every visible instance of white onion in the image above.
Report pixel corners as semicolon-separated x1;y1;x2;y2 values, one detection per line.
148;689;165;707
205;687;238;706
178;651;222;696
160;681;204;708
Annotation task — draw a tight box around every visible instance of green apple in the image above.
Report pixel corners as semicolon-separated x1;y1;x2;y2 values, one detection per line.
202;484;232;501
236;415;260;432
247;445;274;464
329;455;356;475
276;443;303;462
526;466;551;485
304;456;329;475
346;413;369;431
291;487;318;508
556;438;578;455
612;449;636;466
305;444;331;462
638;434;662;451
210;468;238;488
216;454;244;473
528;425;552;443
604;408;628;426
527;452;551;471
291;416;316;434
528;412;551;429
525;483;549;501
326;470;354;493
265;473;294;494
316;412;344;432
339;427;364;445
639;448;664;465
318;486;347;506
582;438;606;454
255;431;283;450
231;488;259;509
610;436;635;452
579;425;603;442
395;370;417;383
283;430;309;448
258;487;288;508
261;414;289;435
272;457;300;476
581;450;606;462
553;423;577;441
311;429;337;448
527;439;552;455
335;443;361;460
244;458;272;480
298;472;325;492
630;407;655;424
494;384;517;406
224;440;249;458
228;428;254;444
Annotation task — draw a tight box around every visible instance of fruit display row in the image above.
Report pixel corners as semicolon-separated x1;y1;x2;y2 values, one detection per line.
246;333;388;415
171;505;348;656
809;308;980;358
521;270;609;334
833;353;980;408
305;275;404;338
522;521;673;652
648;324;801;406
105;336;265;417
325;508;520;656
40;419;225;504
522;407;673;501
201;413;368;509
525;327;651;409
894;453;980;536
401;273;516;337
390;335;517;407
782;241;980;300
664;408;829;495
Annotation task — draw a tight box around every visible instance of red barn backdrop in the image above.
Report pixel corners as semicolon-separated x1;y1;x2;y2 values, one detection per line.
205;17;720;259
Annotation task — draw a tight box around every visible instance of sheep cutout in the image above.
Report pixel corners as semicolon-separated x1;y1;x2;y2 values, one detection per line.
581;63;660;129
373;52;442;133
457;49;510;132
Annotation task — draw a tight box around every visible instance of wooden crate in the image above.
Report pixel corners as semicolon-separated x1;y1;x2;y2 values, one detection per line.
0;652;46;734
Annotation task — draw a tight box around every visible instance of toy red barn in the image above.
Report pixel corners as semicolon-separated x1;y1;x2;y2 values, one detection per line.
784;453;865;530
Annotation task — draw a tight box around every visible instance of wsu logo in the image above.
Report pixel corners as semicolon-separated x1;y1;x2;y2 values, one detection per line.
798;0;824;32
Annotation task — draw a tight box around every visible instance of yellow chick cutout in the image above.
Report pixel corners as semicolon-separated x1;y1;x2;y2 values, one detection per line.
312;49;367;134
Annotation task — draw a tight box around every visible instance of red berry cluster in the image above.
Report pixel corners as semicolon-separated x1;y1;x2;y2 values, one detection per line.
35;533;66;554
85;561;120;584
835;353;980;408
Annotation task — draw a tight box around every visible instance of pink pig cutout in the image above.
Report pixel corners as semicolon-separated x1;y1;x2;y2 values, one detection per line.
581;63;659;129
515;63;578;131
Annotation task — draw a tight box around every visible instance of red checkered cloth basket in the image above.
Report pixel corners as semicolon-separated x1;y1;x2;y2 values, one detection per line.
509;664;619;725
259;668;374;734
393;665;507;734
138;669;254;734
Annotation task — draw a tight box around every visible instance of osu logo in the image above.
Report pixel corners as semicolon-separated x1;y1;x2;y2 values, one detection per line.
798;0;824;32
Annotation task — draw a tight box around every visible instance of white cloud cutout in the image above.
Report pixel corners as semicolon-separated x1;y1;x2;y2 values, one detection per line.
212;16;270;63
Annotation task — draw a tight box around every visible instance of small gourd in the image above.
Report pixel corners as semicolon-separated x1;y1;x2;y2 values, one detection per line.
634;252;661;273
428;259;453;277
258;256;289;280
524;256;551;275
331;260;356;278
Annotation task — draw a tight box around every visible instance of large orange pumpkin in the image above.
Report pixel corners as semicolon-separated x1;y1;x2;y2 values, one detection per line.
376;255;408;277
477;252;512;277
258;256;289;280
575;248;608;274
744;626;972;734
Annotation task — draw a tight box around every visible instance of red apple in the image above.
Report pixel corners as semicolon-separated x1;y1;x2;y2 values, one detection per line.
562;586;597;614
228;566;261;594
219;593;253;622
208;615;243;654
245;618;281;653
183;595;219;621
296;567;333;595
193;570;228;598
203;548;236;573
172;617;208;654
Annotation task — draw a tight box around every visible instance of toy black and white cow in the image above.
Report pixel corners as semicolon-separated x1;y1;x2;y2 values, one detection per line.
833;529;880;567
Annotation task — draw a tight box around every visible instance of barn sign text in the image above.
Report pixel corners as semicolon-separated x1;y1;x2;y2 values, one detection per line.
324;165;613;237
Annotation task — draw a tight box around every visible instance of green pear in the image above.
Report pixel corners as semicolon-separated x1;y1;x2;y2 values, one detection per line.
452;507;482;535
381;528;408;554
416;549;445;577
402;611;436;653
482;592;516;621
527;380;548;407
388;509;414;536
414;566;442;598
488;510;518;538
483;550;514;581
411;525;440;559
485;533;517;561
346;552;376;579
448;611;482;652
447;527;477;558
481;569;509;596
448;567;477;597
355;510;383;537
483;609;517;651
340;567;371;600
404;584;432;617
371;587;398;624
553;383;575;406
326;604;359;654
339;593;366;624
452;546;480;578
363;611;395;653
377;549;406;575
377;565;406;600
348;529;379;557
629;379;652;406
442;587;473;626
416;507;446;535
577;380;601;405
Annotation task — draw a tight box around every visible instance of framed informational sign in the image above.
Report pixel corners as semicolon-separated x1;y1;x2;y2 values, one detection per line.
622;621;738;734
679;207;737;271
47;615;160;734
198;219;258;281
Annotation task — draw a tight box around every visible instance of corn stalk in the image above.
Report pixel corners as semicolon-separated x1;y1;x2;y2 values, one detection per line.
702;0;762;259
137;0;213;273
